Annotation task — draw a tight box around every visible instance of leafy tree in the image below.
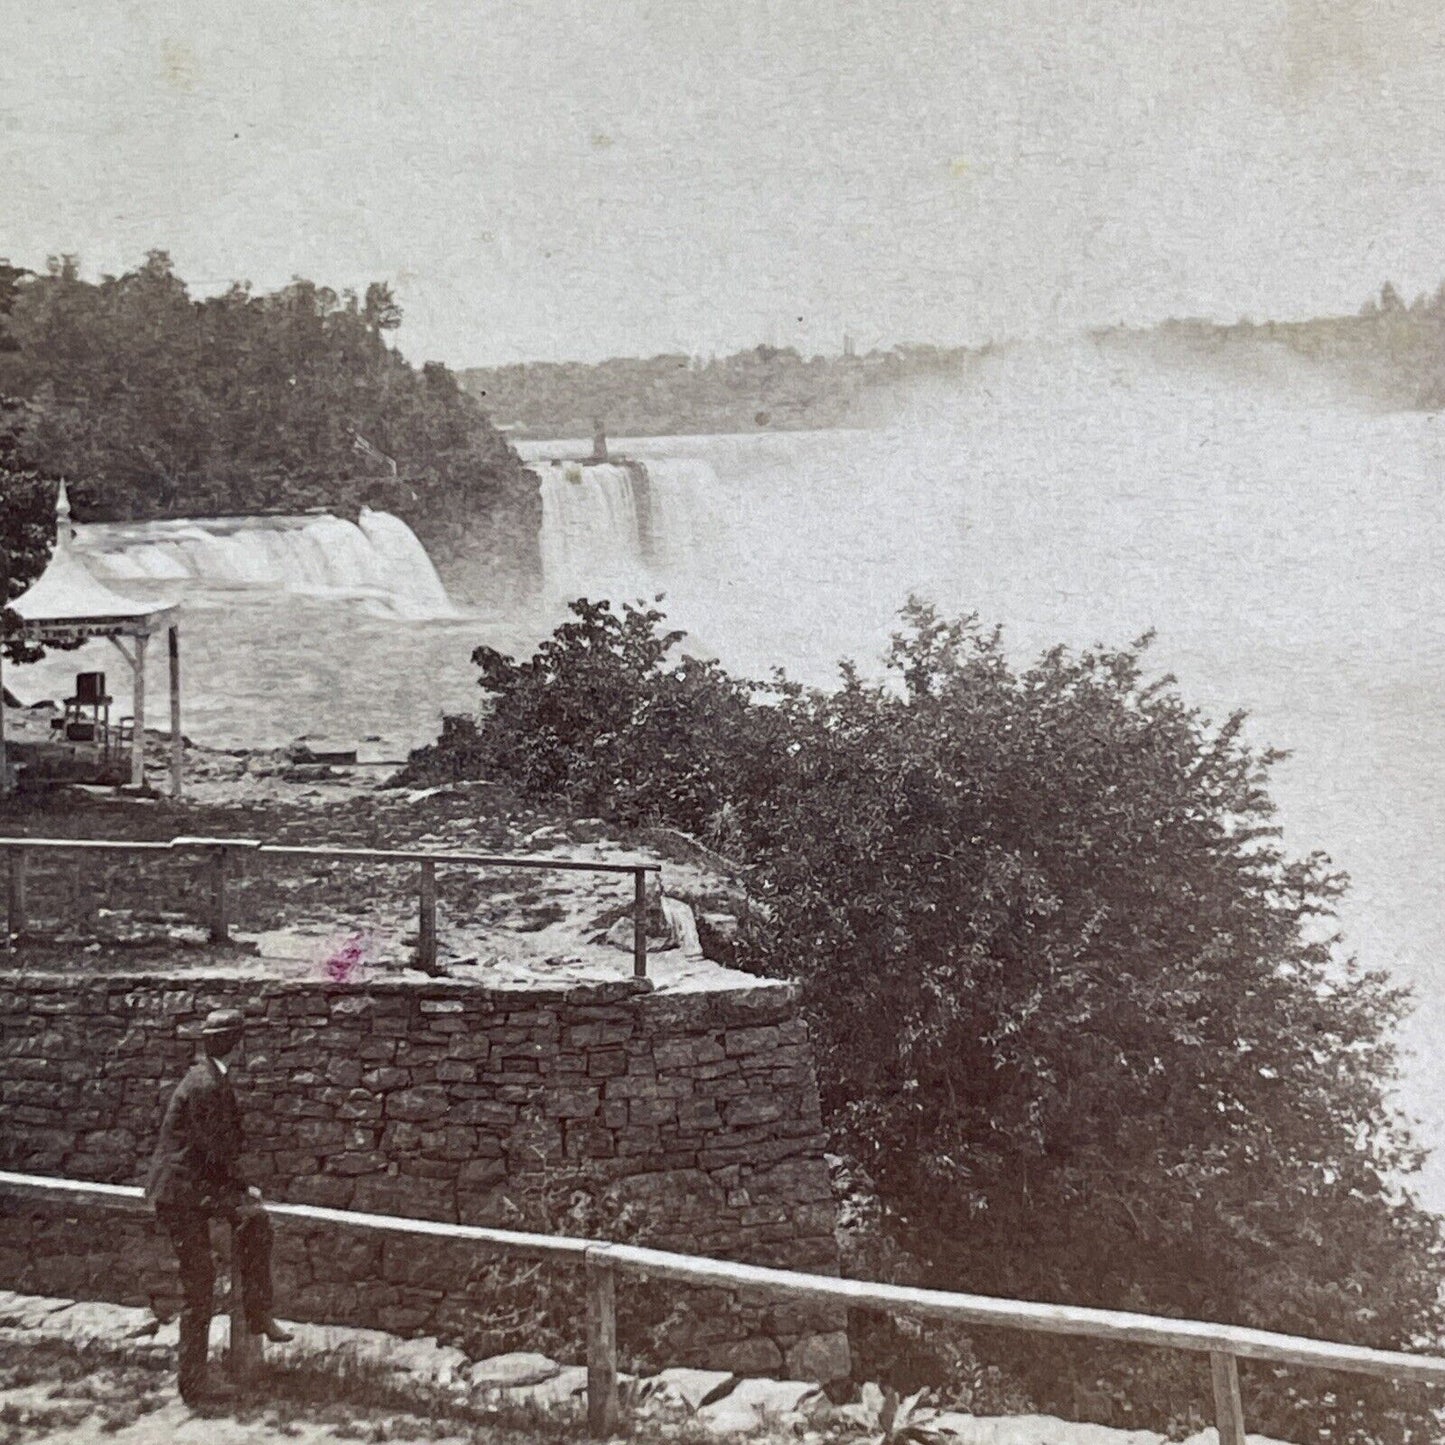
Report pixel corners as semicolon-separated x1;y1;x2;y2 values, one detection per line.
466;280;1445;433
0;401;58;664
0;260;30;350
454;597;764;833
0;253;539;604
0;271;61;663
413;598;1445;1443
459;340;980;437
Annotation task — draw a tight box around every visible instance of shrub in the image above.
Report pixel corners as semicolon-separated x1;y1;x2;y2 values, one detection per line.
412;598;1445;1442
411;598;766;840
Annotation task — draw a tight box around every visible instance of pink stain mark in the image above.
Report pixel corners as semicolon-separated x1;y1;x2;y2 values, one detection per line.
324;932;369;983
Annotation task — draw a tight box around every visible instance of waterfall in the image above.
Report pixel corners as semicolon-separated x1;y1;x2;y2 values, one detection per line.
641;458;712;572
533;455;716;607
355;509;457;619
535;461;651;607
73;510;458;620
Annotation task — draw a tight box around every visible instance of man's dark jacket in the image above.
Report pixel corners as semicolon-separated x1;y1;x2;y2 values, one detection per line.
146;1058;246;1210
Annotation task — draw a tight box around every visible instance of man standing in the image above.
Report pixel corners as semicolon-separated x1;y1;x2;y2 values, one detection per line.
146;1007;292;1405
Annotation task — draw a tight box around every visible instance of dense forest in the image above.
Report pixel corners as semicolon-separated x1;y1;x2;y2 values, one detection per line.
463;281;1445;438
404;598;1445;1444
0;252;539;605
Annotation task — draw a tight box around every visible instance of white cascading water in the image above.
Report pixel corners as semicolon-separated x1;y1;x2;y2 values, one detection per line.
73;509;457;620
533;456;713;609
354;510;458;619
535;461;650;607
641;458;712;573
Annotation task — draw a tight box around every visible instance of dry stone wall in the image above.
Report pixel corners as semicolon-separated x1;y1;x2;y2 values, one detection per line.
0;970;848;1379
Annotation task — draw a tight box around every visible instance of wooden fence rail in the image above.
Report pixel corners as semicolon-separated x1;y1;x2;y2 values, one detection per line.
3;1169;1444;1441
0;835;661;977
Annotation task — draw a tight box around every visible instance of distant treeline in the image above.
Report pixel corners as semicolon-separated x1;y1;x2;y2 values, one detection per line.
1145;280;1445;411
0;252;539;602
461;342;995;438
465;282;1445;438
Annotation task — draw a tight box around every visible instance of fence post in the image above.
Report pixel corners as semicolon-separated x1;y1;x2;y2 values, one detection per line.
586;1247;619;1437
1209;1351;1246;1445
6;846;27;946
227;1221;263;1382
418;859;438;971
632;868;647;979
207;846;229;943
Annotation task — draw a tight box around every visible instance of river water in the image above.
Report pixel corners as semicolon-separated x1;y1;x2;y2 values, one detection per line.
10;341;1445;1201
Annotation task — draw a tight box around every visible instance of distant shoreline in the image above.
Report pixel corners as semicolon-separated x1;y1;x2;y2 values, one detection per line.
471;300;1445;440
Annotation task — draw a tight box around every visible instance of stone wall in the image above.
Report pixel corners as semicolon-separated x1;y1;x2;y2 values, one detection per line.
0;970;849;1379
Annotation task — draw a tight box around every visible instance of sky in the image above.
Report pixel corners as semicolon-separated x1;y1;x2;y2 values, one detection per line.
4;0;1445;366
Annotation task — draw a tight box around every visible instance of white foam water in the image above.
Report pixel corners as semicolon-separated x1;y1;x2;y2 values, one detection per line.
529;454;715;632
73;509;457;621
534;460;651;609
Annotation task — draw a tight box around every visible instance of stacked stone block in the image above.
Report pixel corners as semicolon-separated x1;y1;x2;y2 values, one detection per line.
0;971;849;1378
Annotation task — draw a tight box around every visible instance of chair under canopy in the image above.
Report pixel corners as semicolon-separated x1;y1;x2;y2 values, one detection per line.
1;482;184;797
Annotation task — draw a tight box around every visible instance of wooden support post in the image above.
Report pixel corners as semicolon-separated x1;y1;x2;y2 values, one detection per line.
5;847;26;946
418;859;437;971
129;631;149;788
208;847;229;943
586;1249;619;1437
1210;1351;1247;1445
632;868;647;979
0;646;9;799
227;1222;263;1382
167;624;183;800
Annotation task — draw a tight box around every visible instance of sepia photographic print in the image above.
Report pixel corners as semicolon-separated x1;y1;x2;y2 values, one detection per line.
3;3;1445;1442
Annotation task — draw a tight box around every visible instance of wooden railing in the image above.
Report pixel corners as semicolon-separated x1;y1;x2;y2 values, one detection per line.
3;1170;1443;1442
0;835;661;977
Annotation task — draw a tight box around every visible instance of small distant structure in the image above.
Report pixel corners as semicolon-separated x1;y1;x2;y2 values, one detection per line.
589;418;609;463
0;481;184;797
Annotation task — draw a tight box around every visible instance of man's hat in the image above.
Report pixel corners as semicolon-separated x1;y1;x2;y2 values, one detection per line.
200;1007;245;1035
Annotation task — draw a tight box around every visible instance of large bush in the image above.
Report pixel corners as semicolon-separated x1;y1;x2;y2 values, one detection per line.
412;598;1445;1442
417;597;768;839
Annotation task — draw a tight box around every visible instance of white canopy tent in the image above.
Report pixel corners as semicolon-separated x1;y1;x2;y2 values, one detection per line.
0;482;183;797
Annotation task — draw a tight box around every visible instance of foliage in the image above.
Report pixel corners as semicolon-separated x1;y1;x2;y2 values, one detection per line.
0;1332;726;1445
413;597;1445;1443
453;597;768;836
0;265;57;664
0;252;539;602
842;1383;953;1445
0;400;60;665
835;1162;1031;1416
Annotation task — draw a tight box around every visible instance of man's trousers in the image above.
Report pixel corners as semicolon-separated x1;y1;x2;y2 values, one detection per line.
154;1200;276;1400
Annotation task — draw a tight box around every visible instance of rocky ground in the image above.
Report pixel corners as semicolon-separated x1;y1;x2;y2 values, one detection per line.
0;739;756;993
0;1290;1289;1445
